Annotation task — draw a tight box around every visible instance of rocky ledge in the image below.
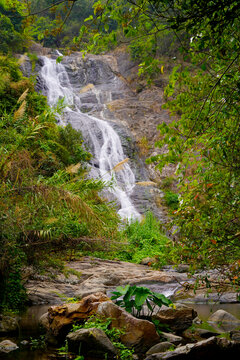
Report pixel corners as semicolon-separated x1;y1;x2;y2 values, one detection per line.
25;257;188;305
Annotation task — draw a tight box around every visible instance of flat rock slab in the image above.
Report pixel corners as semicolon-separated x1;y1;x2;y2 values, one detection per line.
25;257;187;305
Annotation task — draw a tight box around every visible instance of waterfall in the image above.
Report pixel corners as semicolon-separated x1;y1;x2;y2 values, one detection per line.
40;55;141;221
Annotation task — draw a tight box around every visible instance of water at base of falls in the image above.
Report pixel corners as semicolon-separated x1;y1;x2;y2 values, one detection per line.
40;55;141;221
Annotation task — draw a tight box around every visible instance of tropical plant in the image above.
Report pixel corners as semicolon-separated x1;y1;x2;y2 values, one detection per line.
111;284;173;318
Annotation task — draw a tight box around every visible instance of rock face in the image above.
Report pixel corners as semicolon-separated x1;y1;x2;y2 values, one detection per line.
25;256;187;305
21;48;174;222
154;304;197;333
96;301;160;354
145;336;240;359
0;315;19;334
0;340;19;353
67;328;118;359
44;292;109;344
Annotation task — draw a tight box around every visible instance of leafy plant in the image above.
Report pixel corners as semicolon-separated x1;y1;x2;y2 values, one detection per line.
111;284;173;318
117;211;170;265
164;191;179;210
30;335;46;350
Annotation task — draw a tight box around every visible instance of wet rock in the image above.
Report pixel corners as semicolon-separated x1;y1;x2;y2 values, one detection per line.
0;340;19;353
96;301;160;354
39;312;50;331
183;327;219;340
67;328;118;359
160;332;183;345
0;314;19;334
230;330;240;341
20;340;29;345
146;342;175;355
175;264;190;273
145;336;240;359
153;304;197;333
44;292;109;344
208;309;240;324
208;310;240;332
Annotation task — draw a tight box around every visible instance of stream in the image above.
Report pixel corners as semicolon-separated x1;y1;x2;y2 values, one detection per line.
1;302;240;359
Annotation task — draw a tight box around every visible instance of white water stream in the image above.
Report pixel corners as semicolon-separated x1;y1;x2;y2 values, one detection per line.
41;55;141;221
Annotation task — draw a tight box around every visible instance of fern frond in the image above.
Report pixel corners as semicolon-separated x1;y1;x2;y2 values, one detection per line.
135;181;157;186
66;163;81;174
17;88;29;103
112;158;129;172
14;100;26;120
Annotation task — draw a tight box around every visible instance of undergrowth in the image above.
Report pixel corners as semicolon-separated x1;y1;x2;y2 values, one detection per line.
87;212;172;267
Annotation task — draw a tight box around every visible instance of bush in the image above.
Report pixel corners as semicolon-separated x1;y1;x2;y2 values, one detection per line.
164;191;179;210
118;212;170;266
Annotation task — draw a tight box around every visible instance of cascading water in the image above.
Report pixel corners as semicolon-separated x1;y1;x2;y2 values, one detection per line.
41;55;141;221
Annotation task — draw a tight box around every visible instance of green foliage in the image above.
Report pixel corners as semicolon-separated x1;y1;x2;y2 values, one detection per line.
118;212;170;265
30;335;46;350
29;0;95;48
0;2;26;54
164;191;179;210
111;284;173;318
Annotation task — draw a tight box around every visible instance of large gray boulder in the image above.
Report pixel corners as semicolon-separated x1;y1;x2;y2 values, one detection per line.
96;301;160;354
208;310;240;332
66;328;118;359
145;336;240;359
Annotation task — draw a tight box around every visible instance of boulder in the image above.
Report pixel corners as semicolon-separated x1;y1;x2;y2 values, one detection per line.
146;342;175;355
160;332;183;345
39;312;49;331
67;328;118;359
230;330;240;342
0;340;19;353
194;328;220;339
208;310;240;332
96;301;160;354
182;327;219;341
44;292;109;344
145;336;240;359
153;304;197;333
0;314;19;334
175;265;190;273
208;309;240;324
